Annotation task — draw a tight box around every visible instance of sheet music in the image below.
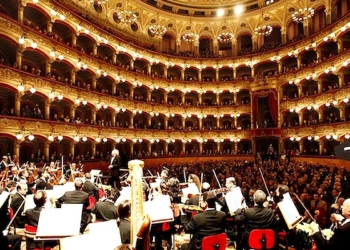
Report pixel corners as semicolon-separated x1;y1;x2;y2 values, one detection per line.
61;220;121;250
144;194;174;223
90;169;100;183
0;191;9;208
115;186;131;206
278;193;303;229
36;207;81;239
225;186;245;214
181;183;199;203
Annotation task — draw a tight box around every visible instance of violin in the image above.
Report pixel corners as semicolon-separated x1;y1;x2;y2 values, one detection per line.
211;187;229;195
180;204;204;212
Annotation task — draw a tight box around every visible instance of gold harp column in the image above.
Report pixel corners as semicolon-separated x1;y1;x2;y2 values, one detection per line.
128;159;145;245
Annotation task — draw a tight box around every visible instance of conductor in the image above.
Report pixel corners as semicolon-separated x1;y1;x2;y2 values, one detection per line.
108;149;122;190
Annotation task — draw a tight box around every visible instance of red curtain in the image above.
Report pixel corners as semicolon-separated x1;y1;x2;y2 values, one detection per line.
252;90;277;127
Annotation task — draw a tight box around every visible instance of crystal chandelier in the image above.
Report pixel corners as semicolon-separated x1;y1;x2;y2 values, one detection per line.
149;24;167;36
217;33;234;43
90;0;108;4
255;25;273;36
117;10;137;24
292;7;315;23
182;32;199;42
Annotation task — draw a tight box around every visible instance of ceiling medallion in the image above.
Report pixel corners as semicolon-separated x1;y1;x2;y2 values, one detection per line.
182;32;199;42
149;24;167;37
217;33;234;43
292;7;315;23
117;10;138;24
255;25;273;36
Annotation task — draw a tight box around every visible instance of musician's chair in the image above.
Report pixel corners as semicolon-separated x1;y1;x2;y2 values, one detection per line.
248;229;275;250
24;224;50;250
201;232;227;250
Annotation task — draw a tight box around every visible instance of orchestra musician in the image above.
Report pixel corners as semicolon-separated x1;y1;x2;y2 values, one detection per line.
108;149;122;190
0;156;8;172
310;198;350;250
216;177;246;214
35;168;53;190
10;182;28;228
55;179;92;233
117;199;131;244
82;172;100;201
180;191;226;250
233;190;276;250
92;188;120;221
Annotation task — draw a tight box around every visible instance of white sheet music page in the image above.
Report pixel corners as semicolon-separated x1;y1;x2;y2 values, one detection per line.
144;194;174;223
278;193;303;229
225;186;244;214
0;191;9;208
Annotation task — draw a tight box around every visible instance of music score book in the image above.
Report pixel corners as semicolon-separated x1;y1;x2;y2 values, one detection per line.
36;205;82;240
225;186;245;214
277;193;303;229
144;194;174;223
0;191;9;209
60;220;121;250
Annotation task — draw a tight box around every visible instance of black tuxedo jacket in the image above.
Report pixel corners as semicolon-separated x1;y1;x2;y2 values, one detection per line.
57;190;89;208
25;206;43;227
119;218;130;244
313;221;350;250
82;180;99;201
91;201;118;221
10;193;26;228
109;155;121;177
181;209;226;250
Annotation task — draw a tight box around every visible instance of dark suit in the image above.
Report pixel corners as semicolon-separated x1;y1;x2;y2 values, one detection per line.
25;206;43;227
119;218;131;244
91;201;118;221
10;193;26;228
313;221;350;250
57;190;90;233
35;179;53;190
181;208;226;250
57;190;89;207
234;205;276;250
109;155;121;189
82;180;99;201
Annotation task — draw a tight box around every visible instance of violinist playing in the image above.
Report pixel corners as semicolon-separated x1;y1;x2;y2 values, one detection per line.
35;168;53;190
180;191;226;250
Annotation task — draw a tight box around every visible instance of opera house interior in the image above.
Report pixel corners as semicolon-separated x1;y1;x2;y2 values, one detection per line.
2;0;350;250
0;0;350;168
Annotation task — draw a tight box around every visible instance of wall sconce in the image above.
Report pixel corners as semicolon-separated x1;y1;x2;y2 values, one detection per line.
18;81;36;96
48;132;63;143
74;135;88;143
75;98;87;106
49;90;63;102
96;103;108;110
16;126;35;142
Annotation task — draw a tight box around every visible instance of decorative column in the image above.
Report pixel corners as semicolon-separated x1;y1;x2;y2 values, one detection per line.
213;40;219;56
18;4;24;23
278;61;282;74
112;51;116;64
198;69;202;82
91;76;97;90
319;140;324;155
47;20;53;33
71;69;76;84
45;99;50;120
46;61;52;75
337;37;344;53
299;141;303;155
14;141;20;159
232;38;237;57
215;68;219;82
164;142;168;155
92;109;96;124
252;35;258;52
199;142;203;154
296;56;301;69
281;27;287;44
338;71;344;88
164;91;168;104
233;92;237;104
130;59;134;70
181;92;185;104
216;93;220;105
112;112;116;126
129;87;134;100
93;44;97;56
251;65;255;78
216;116;220;128
71;34;77;48
233;68;236;80
92;142;97;157
148;143;151;155
182;143;186;155
176;39;181;54
164;67;168;79
16;49;23;69
147;89;151;102
15;93;21;116
199;117;202;129
181;68;185;81
164;117;168;129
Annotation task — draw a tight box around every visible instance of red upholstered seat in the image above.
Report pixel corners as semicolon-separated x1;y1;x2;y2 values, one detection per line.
248;229;275;250
86;196;96;210
201;232;227;250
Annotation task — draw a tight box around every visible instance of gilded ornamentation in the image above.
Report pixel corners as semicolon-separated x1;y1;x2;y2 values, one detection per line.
0;118;21;128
